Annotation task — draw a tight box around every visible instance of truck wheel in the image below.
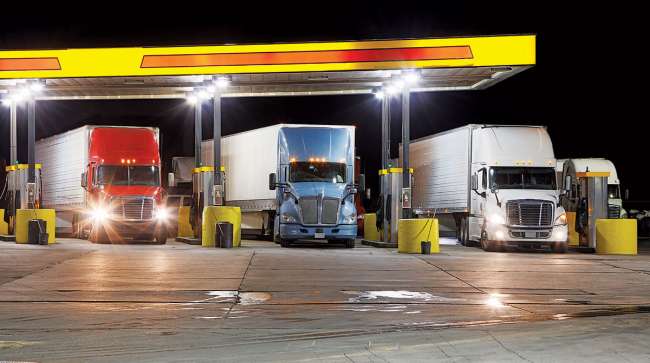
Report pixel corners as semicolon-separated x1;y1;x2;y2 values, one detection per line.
481;238;498;252
90;225;109;244
280;239;291;248
345;239;356;249
551;242;567;253
155;227;168;244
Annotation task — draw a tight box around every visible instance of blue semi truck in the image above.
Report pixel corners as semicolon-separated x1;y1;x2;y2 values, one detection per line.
201;124;358;247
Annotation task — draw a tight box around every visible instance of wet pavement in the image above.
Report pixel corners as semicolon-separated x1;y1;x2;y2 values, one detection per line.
1;238;650;362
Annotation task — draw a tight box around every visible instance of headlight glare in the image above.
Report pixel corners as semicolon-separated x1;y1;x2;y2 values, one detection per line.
488;213;505;225
281;213;297;223
91;207;109;221
555;213;567;226
155;208;170;221
343;215;356;224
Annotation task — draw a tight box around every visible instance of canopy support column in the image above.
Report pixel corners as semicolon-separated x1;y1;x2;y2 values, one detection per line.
213;93;224;206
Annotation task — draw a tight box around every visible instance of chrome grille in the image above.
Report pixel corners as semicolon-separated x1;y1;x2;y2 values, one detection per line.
112;197;154;221
506;200;553;227
322;198;340;225
299;198;318;225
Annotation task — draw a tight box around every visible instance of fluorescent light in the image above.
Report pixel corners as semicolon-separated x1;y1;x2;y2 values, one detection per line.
215;76;230;89
403;71;420;84
374;91;385;100
30;82;44;92
186;95;198;104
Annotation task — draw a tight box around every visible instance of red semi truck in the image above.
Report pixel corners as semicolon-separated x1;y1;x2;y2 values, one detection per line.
36;126;169;243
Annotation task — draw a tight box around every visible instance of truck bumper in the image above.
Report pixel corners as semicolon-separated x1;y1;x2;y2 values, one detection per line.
103;219;165;238
486;224;568;246
279;224;357;240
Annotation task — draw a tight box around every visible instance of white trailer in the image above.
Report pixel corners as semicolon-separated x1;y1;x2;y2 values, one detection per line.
560;158;626;218
408;124;568;252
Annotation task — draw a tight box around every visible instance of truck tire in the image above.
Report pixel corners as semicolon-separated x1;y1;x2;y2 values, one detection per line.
551;242;567;253
458;218;468;246
480;236;499;252
345;239;356;249
90;224;109;244
155;227;168;244
280;239;291;248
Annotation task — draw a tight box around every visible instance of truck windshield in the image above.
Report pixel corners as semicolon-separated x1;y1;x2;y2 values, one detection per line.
608;184;621;199
97;166;160;186
490;167;556;190
289;162;346;183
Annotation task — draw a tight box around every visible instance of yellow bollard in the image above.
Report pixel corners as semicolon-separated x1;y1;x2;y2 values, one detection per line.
176;206;194;238
398;218;439;254
566;212;579;247
595;219;637;255
15;209;56;244
363;213;381;241
202;206;242;248
0;209;8;235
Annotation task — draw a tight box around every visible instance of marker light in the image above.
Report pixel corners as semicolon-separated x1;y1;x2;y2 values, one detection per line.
290;158;297;163
121;158;125;164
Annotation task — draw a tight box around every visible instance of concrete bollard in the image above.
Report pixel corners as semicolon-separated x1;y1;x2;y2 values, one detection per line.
398;218;439;254
596;219;637;255
202;206;241;248
15;209;56;244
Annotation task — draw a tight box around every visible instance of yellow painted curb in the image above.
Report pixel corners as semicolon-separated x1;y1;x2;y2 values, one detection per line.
15;209;56;244
398;218;439;254
596;219;637;255
202;206;241;248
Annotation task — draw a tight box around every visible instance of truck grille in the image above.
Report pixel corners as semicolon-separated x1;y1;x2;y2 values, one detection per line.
112;197;154;221
506;200;553;227
322;198;340;225
299;198;319;225
298;197;340;225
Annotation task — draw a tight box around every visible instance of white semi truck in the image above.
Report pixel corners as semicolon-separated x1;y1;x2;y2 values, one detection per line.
559;158;626;218
408;124;568;252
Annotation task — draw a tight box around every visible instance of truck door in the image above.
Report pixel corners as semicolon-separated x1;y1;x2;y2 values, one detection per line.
469;167;487;240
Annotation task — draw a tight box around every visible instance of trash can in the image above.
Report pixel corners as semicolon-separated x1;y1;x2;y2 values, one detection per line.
216;221;234;248
28;219;49;245
421;241;431;255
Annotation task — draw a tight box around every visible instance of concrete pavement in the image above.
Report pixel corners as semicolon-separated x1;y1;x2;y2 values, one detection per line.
1;238;649;362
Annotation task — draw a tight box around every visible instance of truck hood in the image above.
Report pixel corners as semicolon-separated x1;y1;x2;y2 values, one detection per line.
290;182;347;199
493;189;559;204
99;185;163;198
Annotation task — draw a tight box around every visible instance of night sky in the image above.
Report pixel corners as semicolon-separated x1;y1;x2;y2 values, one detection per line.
0;3;644;207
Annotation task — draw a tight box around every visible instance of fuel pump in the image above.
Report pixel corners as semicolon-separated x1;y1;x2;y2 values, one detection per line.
380;164;413;243
4;164;42;234
573;171;609;250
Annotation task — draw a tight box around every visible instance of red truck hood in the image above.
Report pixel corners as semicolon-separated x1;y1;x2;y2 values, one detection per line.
99;185;164;199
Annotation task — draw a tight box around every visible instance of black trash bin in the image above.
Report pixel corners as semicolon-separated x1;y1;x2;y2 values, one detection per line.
28;219;49;245
215;221;234;248
421;241;431;255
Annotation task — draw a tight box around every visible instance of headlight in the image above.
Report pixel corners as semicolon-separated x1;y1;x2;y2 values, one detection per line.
154;208;170;222
343;215;356;224
280;213;297;223
555;213;567;226
487;213;505;225
91;207;109;221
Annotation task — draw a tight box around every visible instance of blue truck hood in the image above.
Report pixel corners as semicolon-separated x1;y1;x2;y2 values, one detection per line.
290;182;347;199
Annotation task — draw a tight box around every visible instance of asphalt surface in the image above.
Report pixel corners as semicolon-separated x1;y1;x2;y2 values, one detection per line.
1;238;649;362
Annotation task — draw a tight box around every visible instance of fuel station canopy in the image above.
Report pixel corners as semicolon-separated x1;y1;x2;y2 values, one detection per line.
0;35;535;99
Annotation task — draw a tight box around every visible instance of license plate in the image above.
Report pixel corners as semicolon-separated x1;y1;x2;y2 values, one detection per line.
314;232;325;239
525;231;536;238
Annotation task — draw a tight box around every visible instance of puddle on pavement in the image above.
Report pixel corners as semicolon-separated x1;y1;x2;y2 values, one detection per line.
194;291;271;305
342;290;465;303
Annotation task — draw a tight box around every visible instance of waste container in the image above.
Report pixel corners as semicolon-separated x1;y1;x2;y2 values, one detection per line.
28;219;49;245
216;221;234;248
421;241;432;255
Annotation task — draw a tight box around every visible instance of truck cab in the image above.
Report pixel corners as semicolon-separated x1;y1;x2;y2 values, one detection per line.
270;126;357;248
466;126;568;252
81;127;168;243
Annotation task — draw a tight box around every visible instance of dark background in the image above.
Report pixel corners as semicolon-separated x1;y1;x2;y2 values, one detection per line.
0;3;644;208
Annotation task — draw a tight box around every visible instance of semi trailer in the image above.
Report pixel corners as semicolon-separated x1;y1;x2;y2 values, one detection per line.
201;124;358;247
407;124;568;252
559;158;626;218
35;126;168;243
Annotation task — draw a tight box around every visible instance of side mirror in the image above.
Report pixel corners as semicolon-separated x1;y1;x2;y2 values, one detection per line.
269;173;277;191
564;175;571;193
625;189;630;201
471;174;478;191
81;172;87;189
168;172;176;188
490;185;499;194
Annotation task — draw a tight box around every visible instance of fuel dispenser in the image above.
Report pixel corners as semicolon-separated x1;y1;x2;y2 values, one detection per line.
4;164;42;234
379;166;413;243
191;166;225;239
572;171;609;250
